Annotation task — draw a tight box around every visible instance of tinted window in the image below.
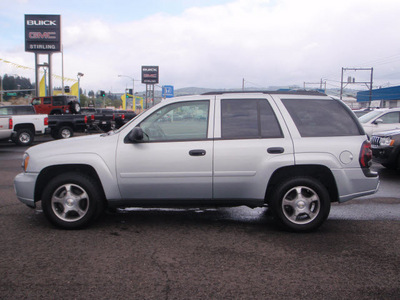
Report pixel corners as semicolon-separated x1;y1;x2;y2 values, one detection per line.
282;98;362;137
0;107;11;115
379;112;400;124
140;101;209;141
221;99;282;139
43;97;51;105
53;98;65;106
15;106;35;115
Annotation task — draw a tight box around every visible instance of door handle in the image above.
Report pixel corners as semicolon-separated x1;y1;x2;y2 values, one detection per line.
189;149;206;156
267;147;284;154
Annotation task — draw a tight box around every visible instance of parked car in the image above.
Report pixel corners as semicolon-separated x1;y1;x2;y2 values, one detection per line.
14;91;379;231
371;129;400;170
31;95;81;115
358;108;400;137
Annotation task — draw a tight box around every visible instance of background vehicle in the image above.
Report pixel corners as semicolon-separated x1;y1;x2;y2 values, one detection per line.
14;91;378;231
359;108;400;137
48;114;88;139
0;114;48;146
94;108;115;131
0;105;36;115
114;110;137;129
32;95;81;115
371;129;400;170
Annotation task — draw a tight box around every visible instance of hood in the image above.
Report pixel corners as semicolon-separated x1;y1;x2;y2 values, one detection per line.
372;129;400;137
27;133;116;158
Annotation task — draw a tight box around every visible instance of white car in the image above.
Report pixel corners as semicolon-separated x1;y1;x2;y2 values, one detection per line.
359;108;400;137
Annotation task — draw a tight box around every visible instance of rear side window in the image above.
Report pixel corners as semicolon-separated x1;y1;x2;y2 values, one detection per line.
53;98;64;106
282;98;362;137
221;99;283;139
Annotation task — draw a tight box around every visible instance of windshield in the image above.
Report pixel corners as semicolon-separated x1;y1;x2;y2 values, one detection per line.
358;110;385;124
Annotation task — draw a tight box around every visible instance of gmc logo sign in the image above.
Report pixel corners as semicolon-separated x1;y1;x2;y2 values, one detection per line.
28;32;57;39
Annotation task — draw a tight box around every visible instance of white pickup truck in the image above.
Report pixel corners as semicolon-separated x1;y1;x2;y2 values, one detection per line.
0;111;48;146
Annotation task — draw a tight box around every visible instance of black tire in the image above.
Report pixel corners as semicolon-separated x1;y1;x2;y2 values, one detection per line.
13;128;34;146
270;177;331;232
57;126;74;139
41;172;105;229
50;129;59;139
70;102;81;114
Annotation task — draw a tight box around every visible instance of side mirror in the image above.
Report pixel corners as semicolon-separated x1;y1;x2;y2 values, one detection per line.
127;127;144;143
373;118;383;125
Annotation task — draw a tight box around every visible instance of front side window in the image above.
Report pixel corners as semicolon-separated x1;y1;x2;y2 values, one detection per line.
140;101;209;142
32;99;41;105
43;97;51;105
221;99;283;139
379;112;400;124
282;98;362;137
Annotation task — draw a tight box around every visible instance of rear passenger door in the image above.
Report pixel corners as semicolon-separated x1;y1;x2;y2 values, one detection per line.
213;95;294;201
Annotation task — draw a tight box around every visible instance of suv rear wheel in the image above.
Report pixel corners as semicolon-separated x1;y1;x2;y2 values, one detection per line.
270;177;331;232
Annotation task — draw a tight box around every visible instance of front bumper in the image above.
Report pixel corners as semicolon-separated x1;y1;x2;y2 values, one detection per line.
14;172;39;208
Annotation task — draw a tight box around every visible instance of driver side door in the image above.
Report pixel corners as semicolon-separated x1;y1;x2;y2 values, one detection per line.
116;99;214;201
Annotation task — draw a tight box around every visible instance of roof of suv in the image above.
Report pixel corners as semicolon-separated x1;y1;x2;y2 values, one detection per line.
201;90;326;96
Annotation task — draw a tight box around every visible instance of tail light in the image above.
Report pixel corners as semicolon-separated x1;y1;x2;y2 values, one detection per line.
359;140;372;168
122;114;125;120
44;117;48;126
9;118;13;129
84;115;88;124
91;114;95;121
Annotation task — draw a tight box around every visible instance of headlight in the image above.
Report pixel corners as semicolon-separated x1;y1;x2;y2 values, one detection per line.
380;137;394;147
22;153;29;172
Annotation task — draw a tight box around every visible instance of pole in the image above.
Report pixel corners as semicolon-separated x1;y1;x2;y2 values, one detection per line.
62;45;65;95
340;67;344;100
35;53;39;97
48;53;53;96
369;67;374;108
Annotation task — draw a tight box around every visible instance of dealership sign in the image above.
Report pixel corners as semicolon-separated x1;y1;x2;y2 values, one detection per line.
141;66;159;84
25;15;61;53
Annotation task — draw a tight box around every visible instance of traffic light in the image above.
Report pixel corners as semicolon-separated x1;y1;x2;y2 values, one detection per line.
100;90;106;97
65;86;70;93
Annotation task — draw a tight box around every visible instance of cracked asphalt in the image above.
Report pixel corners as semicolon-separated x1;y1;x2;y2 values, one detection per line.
0;138;399;299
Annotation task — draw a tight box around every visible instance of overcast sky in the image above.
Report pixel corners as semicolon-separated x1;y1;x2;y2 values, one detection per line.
1;0;400;93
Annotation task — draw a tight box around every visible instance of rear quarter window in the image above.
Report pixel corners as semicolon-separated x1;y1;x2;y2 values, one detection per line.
282;98;363;137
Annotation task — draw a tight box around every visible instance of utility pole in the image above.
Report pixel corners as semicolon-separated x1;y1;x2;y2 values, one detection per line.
340;67;373;107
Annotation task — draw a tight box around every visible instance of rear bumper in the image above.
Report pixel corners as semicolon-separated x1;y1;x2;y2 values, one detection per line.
332;168;379;203
14;172;38;208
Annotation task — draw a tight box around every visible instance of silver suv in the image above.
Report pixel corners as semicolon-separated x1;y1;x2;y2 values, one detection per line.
14;91;379;231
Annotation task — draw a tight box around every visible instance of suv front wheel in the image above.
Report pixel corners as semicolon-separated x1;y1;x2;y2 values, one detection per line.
270;177;331;232
41;172;105;229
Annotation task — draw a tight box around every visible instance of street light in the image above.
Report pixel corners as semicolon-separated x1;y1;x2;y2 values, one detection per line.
77;72;84;103
118;75;135;110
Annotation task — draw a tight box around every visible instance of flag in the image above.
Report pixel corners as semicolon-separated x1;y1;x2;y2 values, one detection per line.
39;75;46;97
70;82;79;97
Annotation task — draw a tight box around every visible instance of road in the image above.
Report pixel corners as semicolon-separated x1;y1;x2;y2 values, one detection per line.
0;136;399;299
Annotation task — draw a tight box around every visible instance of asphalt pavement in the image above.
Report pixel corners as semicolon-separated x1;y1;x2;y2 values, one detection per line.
0;136;399;299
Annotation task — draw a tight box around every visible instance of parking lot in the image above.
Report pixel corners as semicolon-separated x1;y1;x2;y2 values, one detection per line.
0;135;399;299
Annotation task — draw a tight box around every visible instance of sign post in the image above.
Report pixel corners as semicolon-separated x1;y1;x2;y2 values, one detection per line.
25;14;62;97
141;66;159;109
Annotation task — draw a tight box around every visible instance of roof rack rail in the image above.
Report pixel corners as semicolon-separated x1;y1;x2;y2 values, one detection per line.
201;90;326;96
